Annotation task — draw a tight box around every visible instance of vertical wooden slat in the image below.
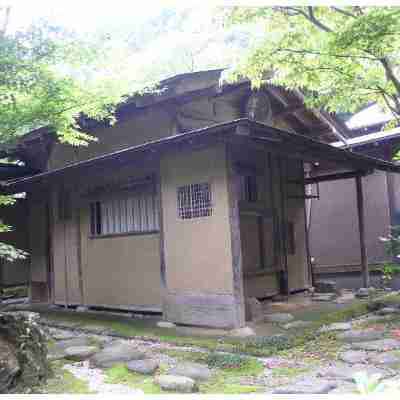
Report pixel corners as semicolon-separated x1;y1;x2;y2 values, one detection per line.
355;175;370;288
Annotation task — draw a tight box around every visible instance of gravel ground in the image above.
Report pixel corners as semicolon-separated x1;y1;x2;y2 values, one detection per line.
63;361;144;394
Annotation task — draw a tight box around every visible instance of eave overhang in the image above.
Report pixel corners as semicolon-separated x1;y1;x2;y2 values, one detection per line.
2;118;399;194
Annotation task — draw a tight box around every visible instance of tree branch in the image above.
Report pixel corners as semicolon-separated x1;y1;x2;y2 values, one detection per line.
306;7;333;33
0;6;11;37
330;7;358;18
275;47;377;60
380;57;400;93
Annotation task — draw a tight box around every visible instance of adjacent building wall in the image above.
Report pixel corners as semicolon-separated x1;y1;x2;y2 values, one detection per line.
310;171;390;273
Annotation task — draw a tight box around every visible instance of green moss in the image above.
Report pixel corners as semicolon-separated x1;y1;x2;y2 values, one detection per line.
38;310;222;351
160;349;208;363
34;361;93;394
104;363;163;394
271;366;309;378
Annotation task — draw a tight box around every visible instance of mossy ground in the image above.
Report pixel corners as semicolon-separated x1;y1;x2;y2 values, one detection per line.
104;355;265;394
33;361;93;394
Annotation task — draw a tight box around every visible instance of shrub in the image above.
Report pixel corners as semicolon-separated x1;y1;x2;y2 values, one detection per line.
245;335;291;351
205;353;247;369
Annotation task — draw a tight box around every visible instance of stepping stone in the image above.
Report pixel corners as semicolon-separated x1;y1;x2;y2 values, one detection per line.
369;351;400;367
329;382;358;394
54;336;90;351
377;307;400;316
337;330;381;343
318;363;389;382
282;320;312;330
127;359;159;375
339;350;368;364
312;293;336;302
229;326;256;337
64;346;98;361
154;375;197;393
271;378;337;394
168;362;212;382
90;342;146;368
84;325;108;334
51;330;76;341
157;321;176;329
319;322;352;333
264;313;294;323
352;339;400;352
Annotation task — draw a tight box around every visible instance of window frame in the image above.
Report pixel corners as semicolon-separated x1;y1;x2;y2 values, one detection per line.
89;184;160;238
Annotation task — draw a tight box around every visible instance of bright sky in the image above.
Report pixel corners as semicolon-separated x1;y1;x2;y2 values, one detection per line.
4;0;205;32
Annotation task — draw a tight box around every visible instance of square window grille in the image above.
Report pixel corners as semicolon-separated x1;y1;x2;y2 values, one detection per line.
177;182;212;219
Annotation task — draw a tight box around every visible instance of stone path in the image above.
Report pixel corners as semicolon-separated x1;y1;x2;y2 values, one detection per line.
39;303;400;394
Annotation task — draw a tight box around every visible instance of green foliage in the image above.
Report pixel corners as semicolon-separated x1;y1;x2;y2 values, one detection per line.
246;335;291;350
205;352;248;370
354;371;387;394
0;7;146;147
379;225;400;284
226;6;400;121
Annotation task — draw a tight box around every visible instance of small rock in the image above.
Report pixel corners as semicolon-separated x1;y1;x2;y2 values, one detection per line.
376;307;400;316
336;293;355;304
355;288;370;298
54;337;90;351
369;351;400;367
318;363;389;381
245;297;264;322
154;375;197;393
337;330;381;343
282;320;312;330
127;359;159;375
64;346;98;361
76;306;89;312
315;280;337;293
157;321;176;329
272;379;337;394
352;339;400;351
338;350;368;364
264;313;294;324
229;326;256;337
168;362;212;382
90;342;146;368
51;330;76;341
319;322;352;333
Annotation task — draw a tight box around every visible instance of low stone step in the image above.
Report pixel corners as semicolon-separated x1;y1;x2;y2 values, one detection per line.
154;375;197;393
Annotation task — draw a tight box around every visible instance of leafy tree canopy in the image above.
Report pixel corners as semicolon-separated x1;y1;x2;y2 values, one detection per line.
226;6;400;128
0;4;144;148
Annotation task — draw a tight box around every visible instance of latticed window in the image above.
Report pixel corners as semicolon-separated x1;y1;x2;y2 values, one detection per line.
177;182;212;219
90;187;159;236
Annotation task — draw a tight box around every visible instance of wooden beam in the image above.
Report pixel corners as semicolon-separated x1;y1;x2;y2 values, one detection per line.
355;175;370;288
226;145;245;328
305;170;371;184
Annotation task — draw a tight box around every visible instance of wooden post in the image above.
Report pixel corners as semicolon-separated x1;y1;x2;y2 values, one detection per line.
355;175;370;288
